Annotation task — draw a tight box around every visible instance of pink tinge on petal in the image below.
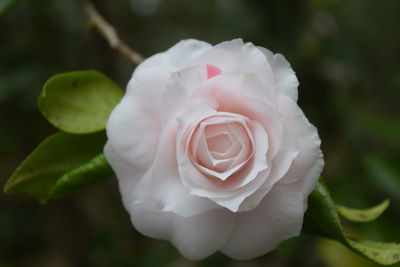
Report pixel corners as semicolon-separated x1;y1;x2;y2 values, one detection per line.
207;64;222;79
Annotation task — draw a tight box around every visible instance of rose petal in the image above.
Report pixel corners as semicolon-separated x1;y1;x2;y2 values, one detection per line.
134;39;212;77
106;69;164;168
161;66;210;128
193;69;274;104
206;132;232;155
258;46;299;101
133;122;219;217
221;180;306;260
103;143;146;197
239;98;313;211
113;41;212;163
194;39;275;92
275;95;324;194
207;121;270;211
179;120;269;212
211;139;242;160
128;201;235;260
192;73;283;158
192;116;253;180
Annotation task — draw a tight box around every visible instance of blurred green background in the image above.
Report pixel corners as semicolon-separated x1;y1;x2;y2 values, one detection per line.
1;0;400;266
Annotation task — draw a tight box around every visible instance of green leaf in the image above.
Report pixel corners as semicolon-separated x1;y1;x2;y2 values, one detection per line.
304;179;400;265
38;70;124;134
306;180;347;243
4;131;113;203
336;199;390;223
47;154;113;200
347;240;400;266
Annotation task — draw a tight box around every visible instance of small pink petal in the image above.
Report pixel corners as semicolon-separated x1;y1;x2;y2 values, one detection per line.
207;64;222;79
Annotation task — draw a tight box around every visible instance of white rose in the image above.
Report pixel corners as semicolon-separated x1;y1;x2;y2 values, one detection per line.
105;39;324;260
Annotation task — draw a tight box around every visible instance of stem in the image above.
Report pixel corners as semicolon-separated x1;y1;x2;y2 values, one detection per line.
83;1;144;65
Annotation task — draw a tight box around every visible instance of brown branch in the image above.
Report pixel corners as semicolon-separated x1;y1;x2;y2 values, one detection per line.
83;1;144;65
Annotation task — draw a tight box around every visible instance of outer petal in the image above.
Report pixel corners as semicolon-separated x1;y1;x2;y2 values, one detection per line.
162;66;209;127
298;150;324;196
221;180;307;260
104;143;146;194
106;68;165;169
128;201;236;260
237;124;300;211
194;39;275;93
238;95;322;214
258;46;299;101
276;94;324;195
192;72;283;158
106;40;212;169
132;122;219;217
133;39;212;76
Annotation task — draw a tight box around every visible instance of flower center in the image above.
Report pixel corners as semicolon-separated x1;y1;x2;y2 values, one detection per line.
206;132;232;154
190;115;253;180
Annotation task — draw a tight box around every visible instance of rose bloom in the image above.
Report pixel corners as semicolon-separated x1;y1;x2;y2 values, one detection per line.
105;39;324;260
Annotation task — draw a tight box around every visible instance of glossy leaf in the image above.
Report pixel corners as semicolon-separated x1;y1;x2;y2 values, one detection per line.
306;180;347;243
38;70;124;134
336;199;390;223
304;179;400;265
347;239;400;266
47;154;113;200
3;131;112;203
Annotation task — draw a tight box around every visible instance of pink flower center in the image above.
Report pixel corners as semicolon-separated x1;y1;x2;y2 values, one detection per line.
206;132;232;154
189;115;253;180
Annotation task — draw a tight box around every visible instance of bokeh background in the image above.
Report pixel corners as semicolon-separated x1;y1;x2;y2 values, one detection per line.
1;0;400;266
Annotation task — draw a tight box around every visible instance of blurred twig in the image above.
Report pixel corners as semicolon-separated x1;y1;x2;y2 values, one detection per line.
83;0;144;65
